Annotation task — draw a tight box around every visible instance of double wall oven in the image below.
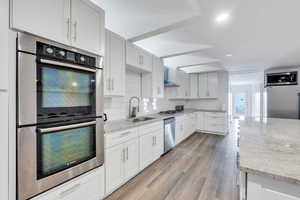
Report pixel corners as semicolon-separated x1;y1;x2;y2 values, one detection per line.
17;33;105;200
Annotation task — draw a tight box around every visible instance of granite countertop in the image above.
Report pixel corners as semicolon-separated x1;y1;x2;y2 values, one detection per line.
104;109;227;133
239;118;300;185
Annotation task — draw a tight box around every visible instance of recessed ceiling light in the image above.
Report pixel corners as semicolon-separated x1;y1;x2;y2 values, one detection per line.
226;54;233;57
216;13;230;23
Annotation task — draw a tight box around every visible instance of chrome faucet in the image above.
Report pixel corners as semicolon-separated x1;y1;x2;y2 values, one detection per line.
129;96;140;118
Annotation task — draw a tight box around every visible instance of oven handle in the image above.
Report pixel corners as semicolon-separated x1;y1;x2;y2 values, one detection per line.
38;121;97;133
39;58;97;73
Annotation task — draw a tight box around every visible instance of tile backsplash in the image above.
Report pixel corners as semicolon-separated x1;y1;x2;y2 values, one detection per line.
104;70;228;121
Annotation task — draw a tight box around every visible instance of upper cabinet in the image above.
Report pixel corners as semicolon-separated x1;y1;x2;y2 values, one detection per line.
198;72;219;99
104;30;125;97
11;0;105;55
190;74;198;98
141;56;164;98
71;0;105;55
126;42;152;73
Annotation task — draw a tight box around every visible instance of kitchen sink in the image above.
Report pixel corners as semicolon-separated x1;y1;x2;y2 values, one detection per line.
128;117;155;123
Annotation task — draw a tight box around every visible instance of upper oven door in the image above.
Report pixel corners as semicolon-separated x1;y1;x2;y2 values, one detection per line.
36;58;97;123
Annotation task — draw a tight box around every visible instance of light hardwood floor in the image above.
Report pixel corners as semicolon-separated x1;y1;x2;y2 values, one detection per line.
105;128;239;200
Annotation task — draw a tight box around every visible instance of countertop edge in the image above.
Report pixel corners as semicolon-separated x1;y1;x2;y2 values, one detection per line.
239;166;300;185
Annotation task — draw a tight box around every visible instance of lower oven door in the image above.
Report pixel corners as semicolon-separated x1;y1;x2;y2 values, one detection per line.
17;119;104;200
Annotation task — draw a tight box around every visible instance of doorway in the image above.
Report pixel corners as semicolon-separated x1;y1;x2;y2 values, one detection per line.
233;92;247;119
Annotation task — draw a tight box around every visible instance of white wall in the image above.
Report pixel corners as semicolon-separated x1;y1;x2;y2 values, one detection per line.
0;0;10;199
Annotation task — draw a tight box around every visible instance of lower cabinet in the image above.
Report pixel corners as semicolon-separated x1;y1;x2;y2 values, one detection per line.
175;116;185;145
196;112;228;135
139;124;164;170
105;137;139;194
32;167;105;200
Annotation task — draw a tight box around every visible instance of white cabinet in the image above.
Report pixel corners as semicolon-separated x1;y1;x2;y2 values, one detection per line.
196;112;205;131
123;139;140;181
71;0;105;55
190;74;198;98
204;112;227;134
11;0;105;55
175;116;185;145
198;72;219;99
0;92;8;200
104;30;125;96
207;72;218;98
105;144;125;193
105;138;139;194
196;112;228;135
105;128;139;194
141;56;164;98
139;122;164;170
126;42;152;73
177;70;190;98
247;174;300;200
11;0;70;45
32;167;105;200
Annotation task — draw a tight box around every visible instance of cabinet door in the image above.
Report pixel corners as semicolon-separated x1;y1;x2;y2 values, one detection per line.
104;30;111;96
153;130;164;160
152;56;164;98
198;73;207;98
175;120;184;144
126;42;138;68
190;74;198;98
0;92;8;200
109;31;125;96
71;0;104;55
139;133;155;170
0;0;9;90
123;138;140;181
105;144;124;193
139;50;153;72
196;112;205;131
11;0;70;45
207;72;218;98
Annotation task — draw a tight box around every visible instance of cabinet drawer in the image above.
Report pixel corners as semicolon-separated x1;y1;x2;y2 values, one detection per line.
206;116;226;125
105;128;139;148
205;122;226;133
32;167;104;200
139;121;163;136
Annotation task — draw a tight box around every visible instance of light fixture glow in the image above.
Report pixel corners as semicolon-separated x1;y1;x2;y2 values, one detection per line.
226;54;233;57
216;13;230;23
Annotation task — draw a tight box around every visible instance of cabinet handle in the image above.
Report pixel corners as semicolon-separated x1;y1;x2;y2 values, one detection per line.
59;183;81;198
122;149;126;162
67;18;71;42
152;136;155;146
154;136;156;145
141;55;144;65
126;147;129;161
107;79;110;90
73;21;77;42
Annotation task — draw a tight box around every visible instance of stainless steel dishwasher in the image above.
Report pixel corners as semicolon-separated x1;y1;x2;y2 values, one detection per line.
164;117;176;153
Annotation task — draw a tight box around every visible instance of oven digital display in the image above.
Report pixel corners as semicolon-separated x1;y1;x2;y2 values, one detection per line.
66;52;76;62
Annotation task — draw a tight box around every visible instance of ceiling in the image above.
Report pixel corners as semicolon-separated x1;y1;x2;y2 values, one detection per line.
94;0;300;72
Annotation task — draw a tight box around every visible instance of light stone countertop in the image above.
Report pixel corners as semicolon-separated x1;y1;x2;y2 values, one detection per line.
239;118;300;185
104;109;227;134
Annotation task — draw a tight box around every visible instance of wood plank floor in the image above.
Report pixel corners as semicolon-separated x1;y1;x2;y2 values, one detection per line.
105;127;239;200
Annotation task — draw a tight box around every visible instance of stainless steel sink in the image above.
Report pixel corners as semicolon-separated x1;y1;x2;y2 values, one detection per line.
127;117;155;123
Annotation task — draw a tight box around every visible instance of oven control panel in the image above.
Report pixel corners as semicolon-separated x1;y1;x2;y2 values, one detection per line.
37;42;96;68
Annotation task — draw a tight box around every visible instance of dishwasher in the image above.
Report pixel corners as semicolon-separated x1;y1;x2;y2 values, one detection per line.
164;117;176;153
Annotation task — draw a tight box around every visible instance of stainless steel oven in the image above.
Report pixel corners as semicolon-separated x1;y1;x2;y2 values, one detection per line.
17;33;105;200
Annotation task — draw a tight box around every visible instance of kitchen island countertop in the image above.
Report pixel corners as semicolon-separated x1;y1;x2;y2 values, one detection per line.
239;118;300;185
